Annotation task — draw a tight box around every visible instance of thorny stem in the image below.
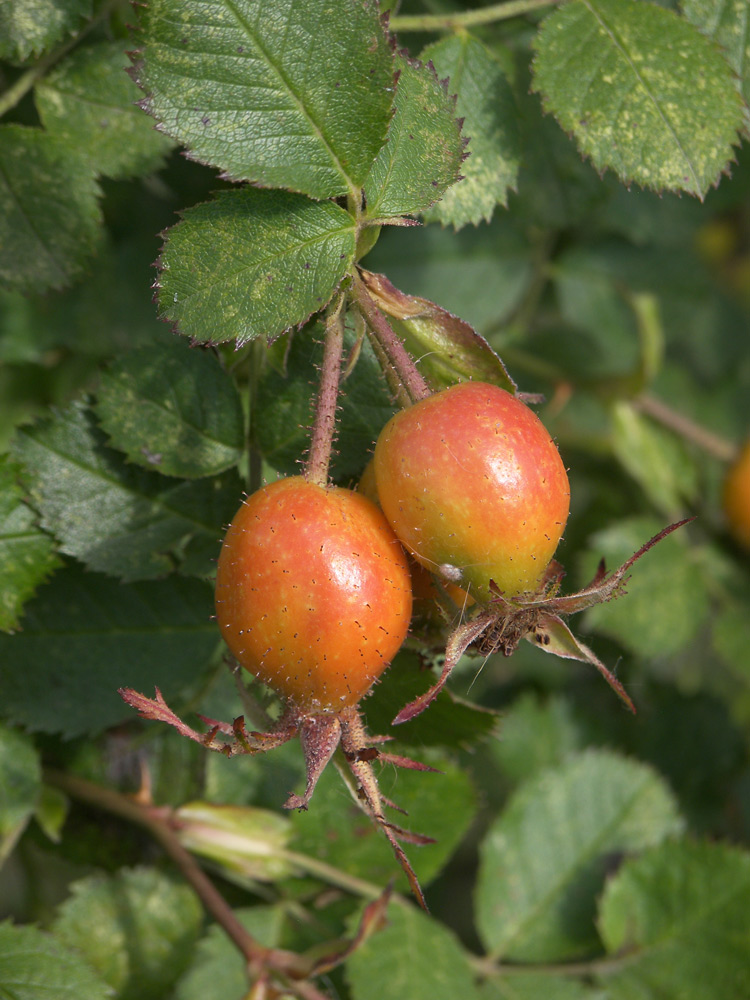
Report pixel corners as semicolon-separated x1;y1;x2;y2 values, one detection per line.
304;297;345;487
43;770;330;999
390;0;558;32
634;394;737;463
0;0;121;118
353;273;431;405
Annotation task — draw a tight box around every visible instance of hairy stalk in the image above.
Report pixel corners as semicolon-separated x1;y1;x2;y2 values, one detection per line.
43;770;330;999
390;0;558;32
353;273;431;405
0;0;121;118
305;297;345;487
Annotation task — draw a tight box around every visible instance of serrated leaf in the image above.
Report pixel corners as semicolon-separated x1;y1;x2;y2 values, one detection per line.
597;840;750;1000
157;188;355;346
35;41;174;179
13;400;242;581
255;321;395;480
345;902;482;1000
176;907;284;1000
290;747;476;891
0;456;60;633
52;868;203;1000
0;724;40;863
581;517;709;658
532;0;744;197
135;0;394;198
0;923;111;1000
0;126;101;294
96;341;244;479
421;34;521;227
364;52;464;219
0;0;92;62
610;401;699;515
0;565;219;737
476;750;684;962
682;0;750;133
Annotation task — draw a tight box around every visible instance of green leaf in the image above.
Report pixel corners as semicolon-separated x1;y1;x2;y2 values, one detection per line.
479;974;604;1000
35;41;175;179
610;402;699;515
0;923;111;1000
52;868;203;1000
255;321;395;481
176;907;284;1000
96;341;244;479
363;53;464;220
13;401;242;581
135;0;394;198
489;692;585;786
345;902;482;1000
0;565;219;737
532;0;744;197
597;840;750;1000
421;34;521;227
0;126;101;294
581;517;709;658
290;747;477;891
476;750;684;962
157;189;355;346
0;724;40;863
0;456;60;633
682;0;750;133
0;0;91;62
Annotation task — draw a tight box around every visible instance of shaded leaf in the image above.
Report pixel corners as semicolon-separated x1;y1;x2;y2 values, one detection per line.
157;188;355;346
476;750;684;962
0;126;101;294
13;401;242;581
0;0;91;62
96;340;244;479
135;0;394;198
0;565;219;737
0;455;60;632
479;974;604;1000
364;52;464;219
597;840;750;1000
0;724;40;863
682;0;750;132
532;0;744;197
0;923;111;1000
35;41;175;179
345;902;482;1000
52;868;203;1000
422;34;521;227
490;692;585;786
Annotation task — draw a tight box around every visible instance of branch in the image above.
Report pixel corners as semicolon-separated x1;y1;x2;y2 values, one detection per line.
633;394;736;463
390;0;558;32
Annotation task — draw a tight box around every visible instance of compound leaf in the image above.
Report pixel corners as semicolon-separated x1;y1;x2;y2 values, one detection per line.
363;52;464;220
157;188;355;346
532;0;744;198
0;565;218;737
0;923;110;1000
96;340;244;479
422;34;521;227
0;126;101;294
135;0;394;198
0;0;92;62
13;401;242;581
597;840;750;1000
35;41;175;179
476;750;684;962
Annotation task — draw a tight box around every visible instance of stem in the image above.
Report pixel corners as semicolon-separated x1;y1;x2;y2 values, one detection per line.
390;0;558;32
0;0;120;118
304;297;345;487
634;394;737;463
43;770;320;990
353;274;431;405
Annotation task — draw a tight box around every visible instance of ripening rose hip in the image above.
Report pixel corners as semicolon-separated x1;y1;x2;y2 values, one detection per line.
214;477;412;711
373;381;570;601
723;440;750;551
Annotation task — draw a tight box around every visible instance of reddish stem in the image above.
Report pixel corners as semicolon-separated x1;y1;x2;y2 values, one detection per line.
305;298;345;486
353;273;431;405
